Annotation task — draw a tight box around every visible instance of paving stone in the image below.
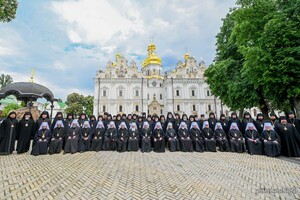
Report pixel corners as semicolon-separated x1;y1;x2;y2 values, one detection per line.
0;150;300;199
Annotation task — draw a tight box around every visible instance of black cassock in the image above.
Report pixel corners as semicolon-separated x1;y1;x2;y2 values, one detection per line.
288;118;300;134
178;128;193;152
190;128;205;152
229;129;245;153
254;120;264;134
137;121;143;148
48;127;65;154
141;128;152;153
0;118;18;155
127;129;139;151
90;127;105;151
166;128;179;152
152;129;165;152
16;118;35;154
261;130;281;157
104;128;117;151
208;118;217;130
64;127;80;154
275;123;300;157
117;128;128;152
203;128;216;152
245;130;262;155
219;120;230;135
31;129;51;156
214;129;230;152
79;127;91;152
64;119;73;131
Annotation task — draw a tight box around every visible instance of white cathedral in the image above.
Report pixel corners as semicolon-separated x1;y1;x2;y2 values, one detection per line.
93;43;224;117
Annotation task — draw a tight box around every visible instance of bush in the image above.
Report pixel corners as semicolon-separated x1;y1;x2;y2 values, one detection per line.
2;103;21;117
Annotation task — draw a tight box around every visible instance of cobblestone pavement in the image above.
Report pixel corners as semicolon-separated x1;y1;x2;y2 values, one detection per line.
0;150;300;200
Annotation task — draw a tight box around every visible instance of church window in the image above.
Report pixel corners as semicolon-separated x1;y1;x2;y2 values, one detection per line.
193;105;196;111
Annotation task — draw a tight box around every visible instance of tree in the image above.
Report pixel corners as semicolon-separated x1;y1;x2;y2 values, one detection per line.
0;0;18;23
83;95;94;117
44;102;49;110
65;93;94;117
236;0;300;116
205;0;300;117
0;74;13;89
2;103;21;117
205;10;270;118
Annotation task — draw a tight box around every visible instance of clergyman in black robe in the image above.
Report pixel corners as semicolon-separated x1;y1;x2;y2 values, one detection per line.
202;121;217;152
141;122;152;153
51;112;65;131
241;112;254;137
275;116;300;157
78;113;88;128
117;122;128;152
0;111;18;155
104;121;117;151
228;122;245;153
48;120;65;154
178;122;193;152
214;122;230;152
189;122;205;152
16;112;35;154
152;122;165;153
35;111;51;134
244;122;262;155
64;113;74;131
219;114;229;135
164;112;175;132
208;112;217;130
90;121;105;151
165;122;179;152
79;121;92;152
174;113;181;132
89;115;97;131
287;111;300;134
261;123;281;157
254;113;265;134
31;122;51;156
64;120;80;154
127;122;139;151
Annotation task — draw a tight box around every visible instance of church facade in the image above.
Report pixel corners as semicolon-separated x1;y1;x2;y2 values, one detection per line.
93;43;223;117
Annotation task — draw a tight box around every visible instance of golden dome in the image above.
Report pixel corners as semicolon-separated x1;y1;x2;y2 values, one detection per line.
184;53;189;60
142;43;162;68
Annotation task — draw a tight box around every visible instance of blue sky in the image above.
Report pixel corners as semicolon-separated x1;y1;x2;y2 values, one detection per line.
0;0;236;100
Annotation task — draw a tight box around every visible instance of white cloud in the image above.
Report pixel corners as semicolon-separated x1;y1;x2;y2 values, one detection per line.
52;0;145;44
0;36;21;56
0;46;16;56
68;30;82;43
0;0;236;100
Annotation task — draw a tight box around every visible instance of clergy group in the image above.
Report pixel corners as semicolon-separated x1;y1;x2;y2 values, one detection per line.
0;111;300;157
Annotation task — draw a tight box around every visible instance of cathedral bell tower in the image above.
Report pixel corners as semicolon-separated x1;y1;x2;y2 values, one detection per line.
142;43;163;79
